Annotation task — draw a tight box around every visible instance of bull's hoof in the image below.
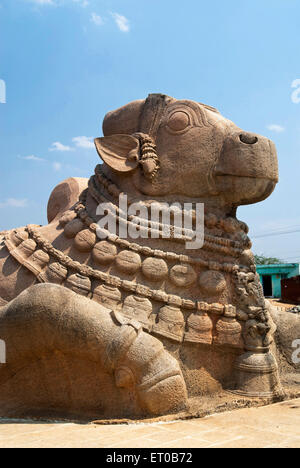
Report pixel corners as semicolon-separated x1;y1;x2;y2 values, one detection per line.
139;374;188;415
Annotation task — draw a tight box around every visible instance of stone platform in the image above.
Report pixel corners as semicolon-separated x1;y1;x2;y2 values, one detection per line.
0;398;299;448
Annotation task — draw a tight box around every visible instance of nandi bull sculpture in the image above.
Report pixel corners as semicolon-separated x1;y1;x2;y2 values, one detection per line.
0;94;296;421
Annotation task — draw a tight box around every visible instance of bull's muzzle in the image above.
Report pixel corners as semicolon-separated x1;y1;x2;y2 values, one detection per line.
215;131;279;182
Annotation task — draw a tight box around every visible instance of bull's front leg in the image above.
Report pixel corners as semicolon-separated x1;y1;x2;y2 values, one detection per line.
0;283;187;420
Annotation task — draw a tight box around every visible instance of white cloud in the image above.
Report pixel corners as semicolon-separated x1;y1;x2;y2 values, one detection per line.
0;79;6;104
53;162;62;171
91;12;104;26
19;155;45;162
49;141;73;152
267;124;285;133
72;136;94;149
48;137;94;153
111;13;130;32
0;198;28;208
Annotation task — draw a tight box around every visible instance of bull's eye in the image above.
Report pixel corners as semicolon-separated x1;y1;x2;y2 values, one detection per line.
167;111;190;133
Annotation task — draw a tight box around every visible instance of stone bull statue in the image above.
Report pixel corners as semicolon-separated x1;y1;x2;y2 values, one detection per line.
0;94;296;421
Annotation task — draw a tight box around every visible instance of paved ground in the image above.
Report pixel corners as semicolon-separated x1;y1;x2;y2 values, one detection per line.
0;399;299;448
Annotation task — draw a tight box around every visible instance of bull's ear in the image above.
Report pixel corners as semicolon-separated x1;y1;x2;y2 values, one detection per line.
94;135;140;172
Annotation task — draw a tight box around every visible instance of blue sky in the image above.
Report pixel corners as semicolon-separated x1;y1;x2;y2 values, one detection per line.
0;0;300;261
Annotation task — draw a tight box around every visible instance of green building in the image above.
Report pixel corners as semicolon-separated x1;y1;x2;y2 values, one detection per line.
256;263;300;298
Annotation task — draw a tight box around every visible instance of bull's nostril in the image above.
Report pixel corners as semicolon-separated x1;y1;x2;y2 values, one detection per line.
240;134;258;145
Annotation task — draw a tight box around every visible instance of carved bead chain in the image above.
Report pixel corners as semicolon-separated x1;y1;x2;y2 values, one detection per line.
95;165;250;237
73;197;247;275
83;176;245;259
25;224;238;315
92;173;245;250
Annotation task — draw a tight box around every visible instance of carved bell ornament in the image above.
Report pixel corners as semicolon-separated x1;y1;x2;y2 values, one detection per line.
214;316;243;348
231;351;283;398
11;239;37;264
153;305;185;343
24;250;50;276
121;295;153;331
38;262;68;285
11;229;29;247
93;284;122;308
65;274;91;297
184;312;213;345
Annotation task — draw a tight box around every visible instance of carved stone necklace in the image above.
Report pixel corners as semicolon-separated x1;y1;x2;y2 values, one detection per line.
71;188;251;276
82;174;249;261
8;225;236;317
91;173;248;250
95;165;249;235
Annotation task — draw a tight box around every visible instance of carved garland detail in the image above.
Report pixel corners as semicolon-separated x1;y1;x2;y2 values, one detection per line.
95;165;250;237
74;203;250;275
76;177;249;262
24;224;237;315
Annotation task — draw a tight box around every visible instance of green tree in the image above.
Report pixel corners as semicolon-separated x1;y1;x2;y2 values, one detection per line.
254;254;282;265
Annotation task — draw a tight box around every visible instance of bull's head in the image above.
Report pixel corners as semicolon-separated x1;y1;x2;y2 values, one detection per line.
95;94;278;210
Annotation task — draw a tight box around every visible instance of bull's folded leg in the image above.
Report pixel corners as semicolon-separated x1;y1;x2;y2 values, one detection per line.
0;284;187;420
